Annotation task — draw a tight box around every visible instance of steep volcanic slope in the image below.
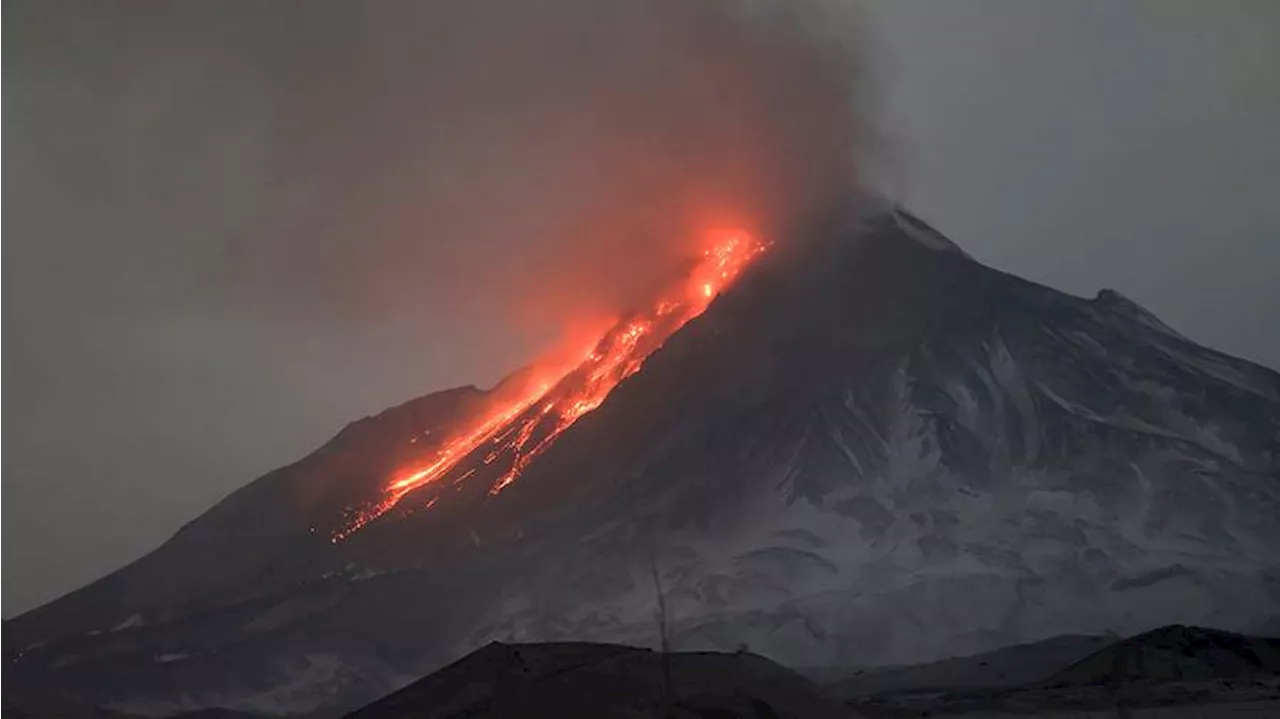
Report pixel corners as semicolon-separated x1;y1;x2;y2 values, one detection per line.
7;203;1280;717
426;206;1279;660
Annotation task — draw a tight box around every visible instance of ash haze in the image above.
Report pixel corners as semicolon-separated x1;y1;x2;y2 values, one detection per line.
4;1;1279;617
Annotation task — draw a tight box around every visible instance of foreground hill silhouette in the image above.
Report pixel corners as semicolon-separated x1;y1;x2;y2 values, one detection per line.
839;625;1280;717
344;642;859;719
1046;624;1280;686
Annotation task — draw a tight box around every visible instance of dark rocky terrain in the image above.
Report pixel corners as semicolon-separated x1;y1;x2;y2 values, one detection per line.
343;641;859;719
824;632;1117;697
841;625;1280;717
2;698;140;719
1046;624;1280;685
7;201;1279;717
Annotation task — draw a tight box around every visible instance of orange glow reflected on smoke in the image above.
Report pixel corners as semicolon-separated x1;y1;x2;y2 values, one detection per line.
332;229;766;541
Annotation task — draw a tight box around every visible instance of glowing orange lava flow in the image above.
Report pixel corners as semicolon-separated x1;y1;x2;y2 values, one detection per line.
332;230;767;541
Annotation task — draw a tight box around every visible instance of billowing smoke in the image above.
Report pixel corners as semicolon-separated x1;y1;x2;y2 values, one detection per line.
14;0;874;372
8;0;875;614
240;0;875;350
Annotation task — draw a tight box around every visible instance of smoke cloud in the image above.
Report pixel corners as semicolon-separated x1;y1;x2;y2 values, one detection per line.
13;0;872;347
6;0;875;614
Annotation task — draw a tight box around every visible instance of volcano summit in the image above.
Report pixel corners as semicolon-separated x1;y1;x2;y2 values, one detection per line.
7;201;1279;717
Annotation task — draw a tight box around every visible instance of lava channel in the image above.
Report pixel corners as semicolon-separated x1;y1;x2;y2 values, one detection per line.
332;229;767;541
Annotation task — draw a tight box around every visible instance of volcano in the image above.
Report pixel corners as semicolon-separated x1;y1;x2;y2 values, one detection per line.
7;200;1280;717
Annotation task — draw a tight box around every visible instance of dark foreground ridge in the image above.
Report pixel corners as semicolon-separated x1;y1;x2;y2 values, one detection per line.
343;641;857;719
1045;624;1280;685
840;625;1280;717
823;632;1118;697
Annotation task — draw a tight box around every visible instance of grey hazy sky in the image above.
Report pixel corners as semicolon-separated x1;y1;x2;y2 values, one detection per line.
5;1;1278;617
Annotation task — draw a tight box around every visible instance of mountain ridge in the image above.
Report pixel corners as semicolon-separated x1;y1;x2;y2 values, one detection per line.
8;202;1279;717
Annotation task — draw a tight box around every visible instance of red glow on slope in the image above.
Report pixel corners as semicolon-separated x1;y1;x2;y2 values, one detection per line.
332;229;766;541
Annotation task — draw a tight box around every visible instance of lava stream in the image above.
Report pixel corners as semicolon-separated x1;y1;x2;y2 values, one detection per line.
333;230;766;541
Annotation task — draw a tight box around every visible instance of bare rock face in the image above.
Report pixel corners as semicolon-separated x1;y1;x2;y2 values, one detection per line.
7;204;1279;717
